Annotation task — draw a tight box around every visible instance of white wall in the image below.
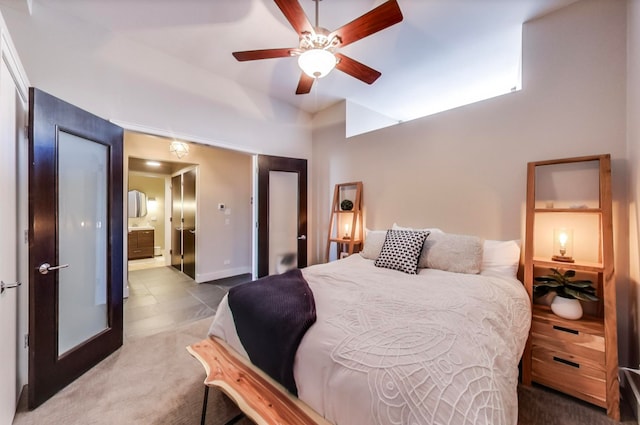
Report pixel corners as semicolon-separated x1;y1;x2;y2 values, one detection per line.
0;2;313;160
125;132;253;282
627;0;640;388
0;9;29;414
311;0;629;356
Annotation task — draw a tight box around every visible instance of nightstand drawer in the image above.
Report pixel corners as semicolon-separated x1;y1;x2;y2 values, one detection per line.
532;345;607;407
531;319;604;366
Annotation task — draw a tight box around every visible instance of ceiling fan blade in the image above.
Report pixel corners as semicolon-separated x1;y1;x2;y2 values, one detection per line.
330;0;403;48
335;53;381;84
296;73;314;95
274;0;314;35
232;48;296;61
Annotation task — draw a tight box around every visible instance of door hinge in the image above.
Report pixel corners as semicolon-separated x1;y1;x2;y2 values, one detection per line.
24;229;28;244
24;124;29;138
169;249;172;255
24;333;29;348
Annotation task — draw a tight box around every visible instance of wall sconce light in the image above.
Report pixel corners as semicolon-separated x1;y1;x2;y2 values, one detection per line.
169;140;189;159
552;228;574;263
147;197;157;212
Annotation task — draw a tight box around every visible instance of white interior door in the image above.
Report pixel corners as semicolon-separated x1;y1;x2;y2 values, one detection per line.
0;58;19;425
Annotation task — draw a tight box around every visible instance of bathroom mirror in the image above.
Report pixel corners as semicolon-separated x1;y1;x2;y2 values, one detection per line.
128;190;148;218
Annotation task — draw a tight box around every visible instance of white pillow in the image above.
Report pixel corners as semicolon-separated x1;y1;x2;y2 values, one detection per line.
421;232;484;274
392;223;444;235
480;239;521;278
359;229;387;260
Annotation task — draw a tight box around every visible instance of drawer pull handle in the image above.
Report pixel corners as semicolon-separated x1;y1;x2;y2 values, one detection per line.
553;325;579;335
553;356;580;368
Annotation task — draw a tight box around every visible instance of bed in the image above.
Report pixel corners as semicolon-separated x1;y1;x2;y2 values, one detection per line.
195;229;531;425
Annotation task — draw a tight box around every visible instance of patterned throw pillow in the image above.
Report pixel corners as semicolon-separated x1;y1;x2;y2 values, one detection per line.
374;229;429;274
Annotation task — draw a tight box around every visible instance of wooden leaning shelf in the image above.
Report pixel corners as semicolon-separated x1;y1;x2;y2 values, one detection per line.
521;154;619;420
187;337;329;425
325;182;363;261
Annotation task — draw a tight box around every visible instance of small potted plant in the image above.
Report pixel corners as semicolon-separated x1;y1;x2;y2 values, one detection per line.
534;268;599;320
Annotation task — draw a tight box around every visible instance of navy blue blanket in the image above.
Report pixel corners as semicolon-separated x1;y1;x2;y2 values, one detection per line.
228;268;316;396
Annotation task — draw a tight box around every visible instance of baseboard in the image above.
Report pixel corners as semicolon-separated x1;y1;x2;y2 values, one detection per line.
623;369;640;424
196;266;251;283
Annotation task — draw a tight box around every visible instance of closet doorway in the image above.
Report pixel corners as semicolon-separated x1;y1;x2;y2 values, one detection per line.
171;168;197;279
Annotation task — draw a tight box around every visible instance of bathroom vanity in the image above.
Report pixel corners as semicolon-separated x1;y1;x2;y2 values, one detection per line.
128;228;154;260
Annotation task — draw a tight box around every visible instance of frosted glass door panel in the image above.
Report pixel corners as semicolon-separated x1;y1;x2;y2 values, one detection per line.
268;171;298;275
58;131;108;355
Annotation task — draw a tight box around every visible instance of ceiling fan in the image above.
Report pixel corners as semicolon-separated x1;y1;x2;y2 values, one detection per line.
232;0;403;95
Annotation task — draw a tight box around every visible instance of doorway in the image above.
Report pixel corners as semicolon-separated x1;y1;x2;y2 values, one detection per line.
125;132;254;287
257;155;308;278
127;157;196;273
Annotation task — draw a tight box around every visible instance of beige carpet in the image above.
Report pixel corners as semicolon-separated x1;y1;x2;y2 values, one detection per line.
12;316;636;425
13;318;252;425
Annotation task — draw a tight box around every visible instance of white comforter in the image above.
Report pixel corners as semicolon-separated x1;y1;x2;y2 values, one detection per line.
209;254;531;425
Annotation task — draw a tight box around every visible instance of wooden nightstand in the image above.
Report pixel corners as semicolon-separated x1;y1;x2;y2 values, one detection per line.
530;306;607;407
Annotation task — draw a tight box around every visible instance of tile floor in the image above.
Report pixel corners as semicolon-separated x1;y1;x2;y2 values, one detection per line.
124;263;251;340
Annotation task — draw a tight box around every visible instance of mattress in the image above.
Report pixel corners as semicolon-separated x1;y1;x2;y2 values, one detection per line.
209;254;531;425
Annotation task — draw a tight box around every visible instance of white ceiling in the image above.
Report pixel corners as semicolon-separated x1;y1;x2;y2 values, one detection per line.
4;0;578;120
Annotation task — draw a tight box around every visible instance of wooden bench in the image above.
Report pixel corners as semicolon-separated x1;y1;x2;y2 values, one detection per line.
187;337;331;425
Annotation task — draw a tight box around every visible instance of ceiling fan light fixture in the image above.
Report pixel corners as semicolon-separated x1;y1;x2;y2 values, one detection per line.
298;48;337;79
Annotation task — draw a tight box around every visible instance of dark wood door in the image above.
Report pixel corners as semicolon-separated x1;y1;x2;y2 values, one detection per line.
171;174;182;271
182;169;196;279
257;155;307;278
28;88;123;409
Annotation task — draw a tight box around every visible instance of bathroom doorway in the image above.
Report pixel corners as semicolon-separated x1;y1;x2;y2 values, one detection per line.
127;158;196;273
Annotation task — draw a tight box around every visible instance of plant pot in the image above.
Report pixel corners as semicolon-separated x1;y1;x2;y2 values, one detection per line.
550;296;583;320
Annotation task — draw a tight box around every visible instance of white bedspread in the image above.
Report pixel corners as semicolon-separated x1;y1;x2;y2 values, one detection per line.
209;254;531;425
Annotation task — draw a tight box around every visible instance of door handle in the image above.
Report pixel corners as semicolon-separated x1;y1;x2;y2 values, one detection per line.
38;263;70;275
189;229;196;234
297;235;307;240
1;281;21;294
176;227;183;231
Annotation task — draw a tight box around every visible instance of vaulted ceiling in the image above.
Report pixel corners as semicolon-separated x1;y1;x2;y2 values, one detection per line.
1;0;578;121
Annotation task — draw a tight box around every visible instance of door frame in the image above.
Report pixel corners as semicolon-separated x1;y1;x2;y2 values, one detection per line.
256;155;308;278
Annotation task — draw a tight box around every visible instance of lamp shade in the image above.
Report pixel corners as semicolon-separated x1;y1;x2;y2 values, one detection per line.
298;49;337;79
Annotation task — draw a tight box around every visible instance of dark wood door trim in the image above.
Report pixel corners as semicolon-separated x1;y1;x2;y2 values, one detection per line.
28;88;123;409
257;155;307;278
171;174;182;271
182;168;196;279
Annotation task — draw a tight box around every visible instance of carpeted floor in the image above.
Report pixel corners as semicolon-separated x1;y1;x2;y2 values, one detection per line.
12;318;252;425
12;317;637;425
